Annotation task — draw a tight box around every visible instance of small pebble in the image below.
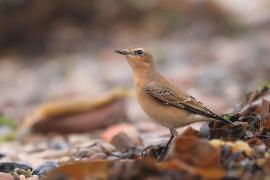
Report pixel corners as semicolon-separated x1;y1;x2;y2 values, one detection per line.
0;162;32;173
101;123;140;145
0;152;5;159
199;123;209;138
14;168;32;178
74;143;105;158
111;132;134;151
19;175;26;180
29;175;39;180
0;172;14;180
48;137;70;150
32;161;58;177
240;158;252;166
89;152;107;160
107;156;119;161
57;156;71;164
99;142;116;153
256;144;266;153
76;148;96;158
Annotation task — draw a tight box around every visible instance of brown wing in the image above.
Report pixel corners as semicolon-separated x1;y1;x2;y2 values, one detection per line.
144;81;231;123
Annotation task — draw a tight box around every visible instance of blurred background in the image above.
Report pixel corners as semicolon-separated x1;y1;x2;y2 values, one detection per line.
0;0;270;123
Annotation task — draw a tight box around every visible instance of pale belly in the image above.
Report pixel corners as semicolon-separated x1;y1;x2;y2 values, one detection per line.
137;90;207;129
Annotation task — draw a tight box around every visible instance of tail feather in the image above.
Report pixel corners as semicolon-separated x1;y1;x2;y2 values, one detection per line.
213;115;233;124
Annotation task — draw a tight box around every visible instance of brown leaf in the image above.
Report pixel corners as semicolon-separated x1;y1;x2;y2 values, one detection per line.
245;87;269;105
262;99;270;115
239;87;270;115
18;89;129;134
263;158;270;173
47;160;112;180
262;99;270;129
47;159;185;180
160;159;225;179
181;127;199;137
245;136;264;146
262;138;270;147
170;136;221;168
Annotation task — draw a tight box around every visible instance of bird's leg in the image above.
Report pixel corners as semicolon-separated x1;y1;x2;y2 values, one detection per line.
163;128;177;152
157;128;177;161
171;128;178;136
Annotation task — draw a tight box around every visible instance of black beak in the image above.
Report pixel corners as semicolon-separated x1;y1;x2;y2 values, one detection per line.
114;50;129;55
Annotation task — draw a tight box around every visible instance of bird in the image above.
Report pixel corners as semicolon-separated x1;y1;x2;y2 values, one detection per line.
115;47;232;159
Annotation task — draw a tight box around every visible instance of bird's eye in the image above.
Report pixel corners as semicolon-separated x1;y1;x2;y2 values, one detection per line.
135;50;144;55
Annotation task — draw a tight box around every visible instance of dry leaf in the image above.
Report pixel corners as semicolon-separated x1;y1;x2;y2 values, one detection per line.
161;156;224;179
18;88;130;134
169;136;221;168
181;127;199;137
47;160;112;180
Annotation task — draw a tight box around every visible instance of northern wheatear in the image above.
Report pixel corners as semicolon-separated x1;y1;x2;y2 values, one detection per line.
115;47;232;158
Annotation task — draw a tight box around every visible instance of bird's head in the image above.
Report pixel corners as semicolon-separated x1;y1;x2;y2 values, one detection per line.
115;47;155;73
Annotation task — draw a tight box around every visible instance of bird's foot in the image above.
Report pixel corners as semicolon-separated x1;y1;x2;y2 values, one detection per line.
157;128;176;161
157;144;170;161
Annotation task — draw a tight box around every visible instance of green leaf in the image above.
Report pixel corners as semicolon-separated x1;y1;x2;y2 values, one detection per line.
257;81;270;90
0;132;16;143
223;114;232;121
0;116;16;129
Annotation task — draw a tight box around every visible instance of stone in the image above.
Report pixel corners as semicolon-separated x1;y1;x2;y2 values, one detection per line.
0;162;32;173
32;161;58;177
75;148;97;159
0;152;5;159
57;156;71;165
48;137;70;150
111;132;135;151
14;168;32;178
101;123;140;145
99;142;116;153
0;172;14;180
89;152;107;160
107;156;119;161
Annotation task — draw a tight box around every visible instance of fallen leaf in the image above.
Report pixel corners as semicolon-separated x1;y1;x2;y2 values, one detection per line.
160;158;225;179
169;136;221;168
181;127;199;137
262;99;270;129
47;160;112;180
18;89;129;134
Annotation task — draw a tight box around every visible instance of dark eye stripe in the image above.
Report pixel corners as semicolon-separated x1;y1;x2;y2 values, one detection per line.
135;50;144;55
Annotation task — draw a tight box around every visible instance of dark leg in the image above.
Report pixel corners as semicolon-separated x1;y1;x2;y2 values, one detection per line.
157;128;177;161
171;128;178;136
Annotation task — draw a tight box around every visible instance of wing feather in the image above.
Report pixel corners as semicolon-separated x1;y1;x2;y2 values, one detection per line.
144;81;231;123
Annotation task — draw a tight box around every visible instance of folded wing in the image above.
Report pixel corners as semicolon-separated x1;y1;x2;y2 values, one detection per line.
144;81;232;124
